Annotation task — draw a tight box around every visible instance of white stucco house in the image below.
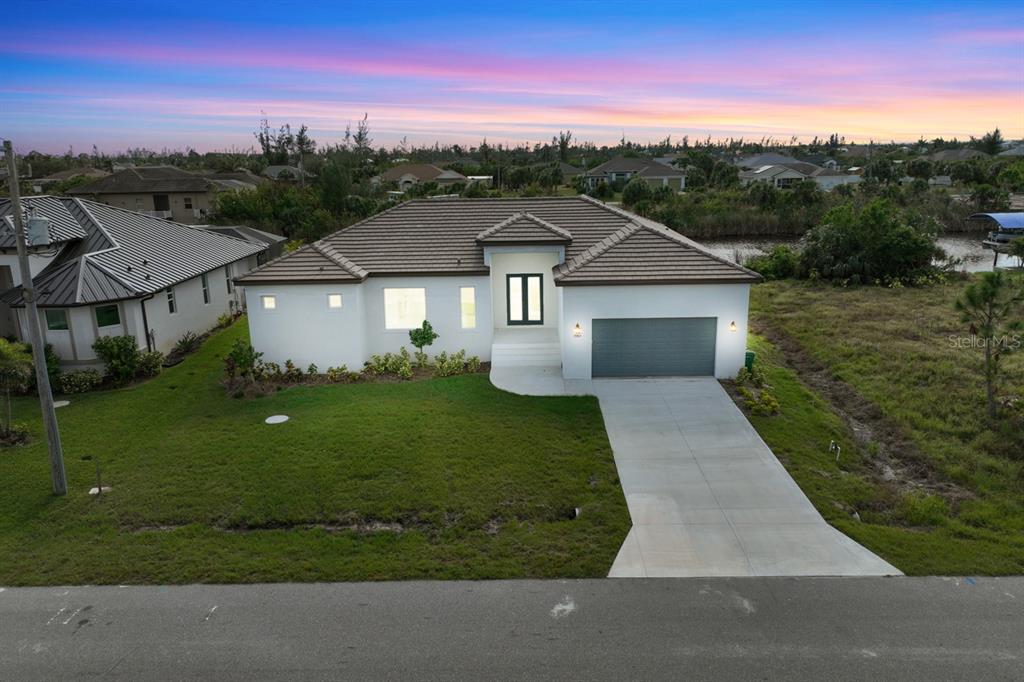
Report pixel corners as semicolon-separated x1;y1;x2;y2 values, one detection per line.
0;196;267;367
237;196;760;380
739;162;860;191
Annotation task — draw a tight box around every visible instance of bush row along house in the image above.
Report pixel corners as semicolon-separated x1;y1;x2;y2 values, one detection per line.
0;197;271;366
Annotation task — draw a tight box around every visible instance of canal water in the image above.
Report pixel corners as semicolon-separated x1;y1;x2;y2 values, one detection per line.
701;235;1021;273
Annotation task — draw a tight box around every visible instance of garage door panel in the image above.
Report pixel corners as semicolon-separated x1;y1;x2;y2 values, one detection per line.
592;317;716;377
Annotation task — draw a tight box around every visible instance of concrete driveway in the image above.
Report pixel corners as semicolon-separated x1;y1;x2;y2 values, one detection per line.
594;378;900;578
491;368;900;578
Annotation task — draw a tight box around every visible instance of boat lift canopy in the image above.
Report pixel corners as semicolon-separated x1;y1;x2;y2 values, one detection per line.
969;212;1024;230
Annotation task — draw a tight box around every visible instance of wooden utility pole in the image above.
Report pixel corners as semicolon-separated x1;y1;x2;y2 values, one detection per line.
3;140;67;495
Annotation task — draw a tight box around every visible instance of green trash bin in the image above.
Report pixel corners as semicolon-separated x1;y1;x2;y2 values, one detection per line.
744;350;756;371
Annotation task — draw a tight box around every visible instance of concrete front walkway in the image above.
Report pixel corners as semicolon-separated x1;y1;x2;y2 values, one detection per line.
490;369;901;578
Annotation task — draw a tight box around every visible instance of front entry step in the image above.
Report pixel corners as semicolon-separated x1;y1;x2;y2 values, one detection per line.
491;327;561;368
491;342;561;368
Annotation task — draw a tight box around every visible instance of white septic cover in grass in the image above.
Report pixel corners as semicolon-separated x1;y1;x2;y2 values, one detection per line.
54;400;70;408
265;415;289;424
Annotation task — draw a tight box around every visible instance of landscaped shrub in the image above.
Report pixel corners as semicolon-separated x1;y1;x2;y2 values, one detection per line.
735;364;779;415
92;335;141;383
433;350;482;377
217;313;235;328
137;351;165;377
409;321;439;367
307;363;318;376
173;331;200;356
621;176;653;207
364;348;414;379
0;339;33;441
223;339;263;382
58;369;103;394
325;365;358;383
283;359;303;382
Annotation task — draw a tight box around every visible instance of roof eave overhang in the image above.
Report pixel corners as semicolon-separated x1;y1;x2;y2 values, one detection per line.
554;276;762;287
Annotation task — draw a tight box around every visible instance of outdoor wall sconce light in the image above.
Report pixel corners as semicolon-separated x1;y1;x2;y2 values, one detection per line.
729;321;738;332
573;323;583;337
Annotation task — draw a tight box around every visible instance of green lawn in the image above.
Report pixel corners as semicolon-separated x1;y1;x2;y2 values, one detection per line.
744;279;1024;575
0;322;629;585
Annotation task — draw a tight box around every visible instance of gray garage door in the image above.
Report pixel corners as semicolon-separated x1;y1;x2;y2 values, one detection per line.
592;317;716;377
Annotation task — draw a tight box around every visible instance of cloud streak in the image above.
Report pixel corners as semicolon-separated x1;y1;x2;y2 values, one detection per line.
2;1;1022;151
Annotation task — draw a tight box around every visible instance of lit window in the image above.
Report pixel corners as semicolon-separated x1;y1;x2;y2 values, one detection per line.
201;273;211;304
383;288;425;329
225;265;233;294
261;295;277;310
95;304;120;328
460;287;476;329
166;287;177;314
327;293;343;309
45;309;69;331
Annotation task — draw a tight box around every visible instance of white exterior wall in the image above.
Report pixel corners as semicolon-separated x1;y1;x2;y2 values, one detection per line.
244;275;492;369
0;252;57;286
559;283;752;380
246;283;367;369
485;250;561;330
145;264;240;355
362;276;492;359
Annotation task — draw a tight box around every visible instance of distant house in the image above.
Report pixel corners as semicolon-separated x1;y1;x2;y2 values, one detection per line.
67;166;259;224
998;144;1024;157
32;167;109;192
531;161;582;184
0;197;267;363
583;156;685;191
262;165;314;182
799;154;838;169
734;152;801;169
739;162;860;191
928;149;990;162
371;164;469;192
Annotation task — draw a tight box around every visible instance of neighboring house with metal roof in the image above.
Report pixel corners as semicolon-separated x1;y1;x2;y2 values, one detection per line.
582;156;685;191
67;166;259;224
235;196;759;380
198;224;288;261
371;164;469;192
734;152;801;169
739;162;861;191
0;197;266;365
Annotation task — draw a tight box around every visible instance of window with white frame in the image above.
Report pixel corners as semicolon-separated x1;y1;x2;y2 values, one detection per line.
327;293;343;309
261;295;277;310
201;273;211;304
460;287;476;329
383;288;425;329
166;287;177;314
224;265;233;294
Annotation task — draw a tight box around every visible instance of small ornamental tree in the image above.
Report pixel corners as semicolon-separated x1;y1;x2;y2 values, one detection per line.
954;271;1024;419
1008;238;1024;267
408;320;439;367
0;339;32;436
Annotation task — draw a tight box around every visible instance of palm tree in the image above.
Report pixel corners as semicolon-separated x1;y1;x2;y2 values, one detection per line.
954;272;1024;419
0;339;33;436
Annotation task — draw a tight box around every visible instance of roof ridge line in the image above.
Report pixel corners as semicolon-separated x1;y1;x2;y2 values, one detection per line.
73;197;122;251
475;210;573;242
555;221;640;278
80;254;142;295
311;241;368;279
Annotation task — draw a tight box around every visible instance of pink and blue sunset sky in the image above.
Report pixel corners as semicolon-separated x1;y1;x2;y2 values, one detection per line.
2;0;1023;153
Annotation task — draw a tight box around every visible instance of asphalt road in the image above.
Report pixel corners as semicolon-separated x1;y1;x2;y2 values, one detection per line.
1;577;1022;681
